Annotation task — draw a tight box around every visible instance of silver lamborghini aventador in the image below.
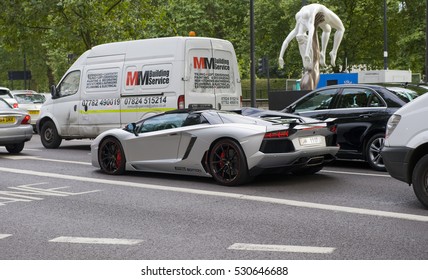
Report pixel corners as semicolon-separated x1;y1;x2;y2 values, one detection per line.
91;109;339;186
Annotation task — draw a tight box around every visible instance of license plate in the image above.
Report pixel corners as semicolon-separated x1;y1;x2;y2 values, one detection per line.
28;110;39;115
299;136;323;146
0;116;16;124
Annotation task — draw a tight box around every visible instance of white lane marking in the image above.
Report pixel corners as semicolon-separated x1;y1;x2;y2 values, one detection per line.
321;169;391;178
0;234;12;239
0;155;91;165
0;167;427;222
49;236;143;245
1;155;391;178
228;243;335;254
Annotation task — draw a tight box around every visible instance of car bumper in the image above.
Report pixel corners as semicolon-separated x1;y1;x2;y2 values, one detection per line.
0;125;33;145
249;146;339;176
381;146;414;184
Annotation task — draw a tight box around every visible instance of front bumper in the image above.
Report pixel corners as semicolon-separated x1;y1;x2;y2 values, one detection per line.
381;146;414;184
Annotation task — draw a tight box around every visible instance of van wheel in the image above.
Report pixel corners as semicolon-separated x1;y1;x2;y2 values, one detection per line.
412;155;428;209
40;121;62;149
98;137;126;175
208;139;250;186
5;142;25;154
365;133;386;171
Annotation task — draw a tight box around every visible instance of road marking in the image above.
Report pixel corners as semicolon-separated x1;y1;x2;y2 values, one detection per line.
49;236;143;245
0;155;391;178
228;243;335;254
0;155;91;165
321;169;391;178
0;234;12;240
0;167;427;222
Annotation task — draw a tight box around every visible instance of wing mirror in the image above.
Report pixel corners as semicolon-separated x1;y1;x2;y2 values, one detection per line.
126;123;138;136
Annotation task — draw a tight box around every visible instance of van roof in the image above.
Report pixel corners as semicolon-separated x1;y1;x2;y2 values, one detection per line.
69;36;232;69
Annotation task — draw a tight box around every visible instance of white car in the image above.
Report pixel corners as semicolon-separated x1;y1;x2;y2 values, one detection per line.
12;90;45;131
0;87;19;108
382;93;428;208
91;109;339;186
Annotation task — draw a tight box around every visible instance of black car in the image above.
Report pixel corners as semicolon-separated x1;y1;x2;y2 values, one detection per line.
282;84;409;171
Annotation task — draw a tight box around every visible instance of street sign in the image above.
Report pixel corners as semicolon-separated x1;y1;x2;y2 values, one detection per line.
8;71;32;80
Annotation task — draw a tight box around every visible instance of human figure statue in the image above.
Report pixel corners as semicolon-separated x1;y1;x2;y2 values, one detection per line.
278;4;345;89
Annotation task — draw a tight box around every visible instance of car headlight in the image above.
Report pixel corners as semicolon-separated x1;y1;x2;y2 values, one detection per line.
385;114;401;139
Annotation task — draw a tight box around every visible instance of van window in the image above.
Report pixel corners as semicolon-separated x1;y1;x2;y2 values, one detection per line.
58;71;81;97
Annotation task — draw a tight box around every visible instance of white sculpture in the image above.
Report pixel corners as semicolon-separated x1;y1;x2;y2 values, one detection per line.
278;4;345;72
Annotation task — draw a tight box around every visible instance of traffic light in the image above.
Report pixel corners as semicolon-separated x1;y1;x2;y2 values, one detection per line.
258;57;266;75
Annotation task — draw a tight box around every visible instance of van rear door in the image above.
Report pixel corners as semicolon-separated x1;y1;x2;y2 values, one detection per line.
185;39;215;109
211;39;241;110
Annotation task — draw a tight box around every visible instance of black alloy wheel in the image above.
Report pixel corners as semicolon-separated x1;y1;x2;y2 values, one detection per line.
98;137;126;175
208;139;249;186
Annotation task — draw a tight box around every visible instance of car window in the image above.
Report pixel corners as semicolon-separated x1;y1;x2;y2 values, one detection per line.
294;89;337;112
139;113;189;133
0;89;13;99
336;88;383;108
0;98;12;109
57;71;81;97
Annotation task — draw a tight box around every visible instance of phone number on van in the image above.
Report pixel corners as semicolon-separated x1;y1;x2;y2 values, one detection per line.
123;96;167;105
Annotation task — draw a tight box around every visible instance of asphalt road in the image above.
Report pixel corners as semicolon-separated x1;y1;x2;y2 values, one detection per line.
0;135;427;260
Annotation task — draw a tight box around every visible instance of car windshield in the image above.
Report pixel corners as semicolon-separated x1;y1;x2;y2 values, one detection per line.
14;94;45;104
139;112;190;133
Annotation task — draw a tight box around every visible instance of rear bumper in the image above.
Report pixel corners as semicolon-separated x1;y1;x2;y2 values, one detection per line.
249;146;339;176
381;146;413;184
0;125;33;145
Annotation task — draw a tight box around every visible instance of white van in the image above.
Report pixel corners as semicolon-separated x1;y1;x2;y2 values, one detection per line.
382;93;428;208
37;36;242;148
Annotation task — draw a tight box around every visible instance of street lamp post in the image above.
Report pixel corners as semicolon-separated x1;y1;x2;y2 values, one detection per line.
383;0;388;70
250;0;256;107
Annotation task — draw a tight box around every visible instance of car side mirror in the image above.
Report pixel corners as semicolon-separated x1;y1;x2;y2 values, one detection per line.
50;85;58;98
126;123;138;136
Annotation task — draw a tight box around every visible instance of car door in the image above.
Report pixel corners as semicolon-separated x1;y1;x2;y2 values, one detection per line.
288;88;339;120
123;113;188;165
52;70;82;136
326;87;388;153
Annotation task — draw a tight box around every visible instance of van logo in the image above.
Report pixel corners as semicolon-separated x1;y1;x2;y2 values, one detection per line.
193;57;230;70
126;70;170;86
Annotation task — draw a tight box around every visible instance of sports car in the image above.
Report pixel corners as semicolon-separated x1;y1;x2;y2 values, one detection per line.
91;109;339;186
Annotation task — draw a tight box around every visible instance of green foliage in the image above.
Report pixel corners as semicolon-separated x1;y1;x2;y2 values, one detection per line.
0;0;426;91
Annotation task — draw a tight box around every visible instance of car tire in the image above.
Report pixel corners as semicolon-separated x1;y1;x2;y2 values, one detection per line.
292;165;324;175
40;121;62;149
412;154;428;208
98;137;126;175
5;142;25;154
365;133;386;171
208;139;250;186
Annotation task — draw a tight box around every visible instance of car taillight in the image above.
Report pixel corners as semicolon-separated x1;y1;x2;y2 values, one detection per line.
329;124;337;133
264;130;289;138
13;103;19;108
21;115;31;124
178;95;185;109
